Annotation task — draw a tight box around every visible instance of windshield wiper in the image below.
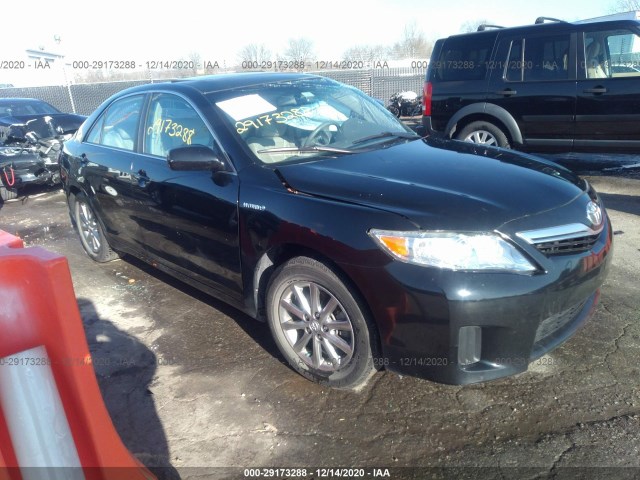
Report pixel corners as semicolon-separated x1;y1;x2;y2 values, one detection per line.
351;131;420;146
257;146;354;154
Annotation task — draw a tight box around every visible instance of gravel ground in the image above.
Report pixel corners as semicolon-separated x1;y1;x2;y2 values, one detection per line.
0;159;638;480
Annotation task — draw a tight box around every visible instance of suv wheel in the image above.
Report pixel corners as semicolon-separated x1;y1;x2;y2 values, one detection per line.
266;256;377;389
457;121;510;148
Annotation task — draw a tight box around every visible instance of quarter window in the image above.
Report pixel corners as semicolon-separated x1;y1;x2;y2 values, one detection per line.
85;95;143;151
143;94;214;158
434;36;494;81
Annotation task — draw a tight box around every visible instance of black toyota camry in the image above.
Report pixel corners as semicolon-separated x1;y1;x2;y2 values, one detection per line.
59;73;612;388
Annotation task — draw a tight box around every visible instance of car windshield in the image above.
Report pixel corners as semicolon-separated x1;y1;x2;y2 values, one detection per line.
209;77;418;164
0;100;61;116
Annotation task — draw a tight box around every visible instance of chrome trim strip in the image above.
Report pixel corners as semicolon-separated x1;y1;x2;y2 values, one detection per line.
516;223;604;245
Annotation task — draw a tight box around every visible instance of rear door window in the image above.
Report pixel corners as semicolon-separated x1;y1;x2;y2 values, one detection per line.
504;34;570;82
86;95;144;151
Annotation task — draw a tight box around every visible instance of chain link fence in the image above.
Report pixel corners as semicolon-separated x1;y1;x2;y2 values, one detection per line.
0;68;427;115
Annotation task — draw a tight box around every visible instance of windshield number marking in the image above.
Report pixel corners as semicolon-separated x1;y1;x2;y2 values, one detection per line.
235;107;310;134
147;118;195;144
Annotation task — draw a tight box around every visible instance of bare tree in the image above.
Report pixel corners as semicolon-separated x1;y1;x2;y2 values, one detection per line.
343;44;390;63
609;0;640;12
459;19;494;33
392;23;433;59
237;43;272;65
74;69;106;84
283;38;316;63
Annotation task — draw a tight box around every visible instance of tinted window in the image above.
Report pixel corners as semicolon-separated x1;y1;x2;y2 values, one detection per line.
143;94;214;157
434;36;495;81
584;29;640;78
86;95;143;151
524;35;570;81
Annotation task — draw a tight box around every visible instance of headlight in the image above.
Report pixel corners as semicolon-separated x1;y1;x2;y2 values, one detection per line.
369;229;537;273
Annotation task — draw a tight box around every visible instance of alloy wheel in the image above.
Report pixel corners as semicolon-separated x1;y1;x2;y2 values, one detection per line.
277;281;355;372
78;202;102;254
463;130;498;146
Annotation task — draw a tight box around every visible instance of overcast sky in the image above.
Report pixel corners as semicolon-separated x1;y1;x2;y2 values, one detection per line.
0;0;618;65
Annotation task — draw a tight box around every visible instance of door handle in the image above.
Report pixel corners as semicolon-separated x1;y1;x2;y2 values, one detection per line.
495;89;517;96
583;87;607;94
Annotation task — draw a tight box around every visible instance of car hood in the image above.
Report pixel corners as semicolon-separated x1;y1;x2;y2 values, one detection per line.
0;113;86;144
275;137;587;231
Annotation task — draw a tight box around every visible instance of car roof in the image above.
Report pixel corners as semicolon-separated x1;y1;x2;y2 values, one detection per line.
443;18;640;40
127;72;323;96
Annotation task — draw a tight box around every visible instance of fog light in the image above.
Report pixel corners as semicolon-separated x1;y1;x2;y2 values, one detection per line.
458;326;481;366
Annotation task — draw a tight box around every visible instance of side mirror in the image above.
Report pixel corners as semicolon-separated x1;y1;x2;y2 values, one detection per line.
167;145;226;172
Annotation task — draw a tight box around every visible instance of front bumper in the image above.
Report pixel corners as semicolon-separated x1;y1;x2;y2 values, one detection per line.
350;214;613;385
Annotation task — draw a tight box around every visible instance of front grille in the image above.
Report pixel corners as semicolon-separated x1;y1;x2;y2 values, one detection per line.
534;299;588;344
517;223;603;256
534;234;599;255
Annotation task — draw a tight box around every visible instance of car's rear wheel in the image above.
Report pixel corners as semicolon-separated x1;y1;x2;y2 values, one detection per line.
74;193;119;262
266;256;377;389
457;121;510;148
0;186;18;202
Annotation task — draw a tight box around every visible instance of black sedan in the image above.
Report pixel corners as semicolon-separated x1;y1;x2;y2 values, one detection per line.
59;73;612;388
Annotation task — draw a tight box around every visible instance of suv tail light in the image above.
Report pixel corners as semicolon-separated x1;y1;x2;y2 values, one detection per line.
423;81;432;116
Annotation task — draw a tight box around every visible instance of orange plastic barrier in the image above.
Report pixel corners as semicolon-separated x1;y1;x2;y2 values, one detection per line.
0;230;155;480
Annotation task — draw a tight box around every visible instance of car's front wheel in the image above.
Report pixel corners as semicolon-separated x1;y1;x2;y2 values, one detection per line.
74;193;119;262
457;121;510;148
266;256;377;389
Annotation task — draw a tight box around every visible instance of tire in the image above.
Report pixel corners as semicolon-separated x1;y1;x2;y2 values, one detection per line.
73;193;119;262
0;186;18;202
387;105;401;117
456;121;510;148
266;256;377;389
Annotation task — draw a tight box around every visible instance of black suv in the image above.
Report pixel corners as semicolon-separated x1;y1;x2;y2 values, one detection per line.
422;17;640;152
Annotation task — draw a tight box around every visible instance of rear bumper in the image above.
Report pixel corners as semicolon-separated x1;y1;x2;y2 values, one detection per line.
421;115;441;137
